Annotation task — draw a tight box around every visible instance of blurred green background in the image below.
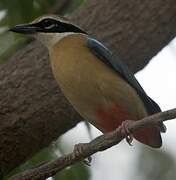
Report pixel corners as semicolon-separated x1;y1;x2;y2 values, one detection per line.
1;1;176;180
0;0;84;63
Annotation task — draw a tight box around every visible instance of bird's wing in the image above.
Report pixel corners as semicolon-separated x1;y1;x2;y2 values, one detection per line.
87;36;165;132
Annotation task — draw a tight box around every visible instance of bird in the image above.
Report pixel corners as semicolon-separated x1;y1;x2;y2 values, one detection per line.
9;14;166;149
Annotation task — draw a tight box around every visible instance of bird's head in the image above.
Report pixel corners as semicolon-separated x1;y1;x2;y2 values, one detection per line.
9;15;87;49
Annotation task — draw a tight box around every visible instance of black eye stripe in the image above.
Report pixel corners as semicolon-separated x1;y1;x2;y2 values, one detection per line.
44;23;58;30
33;18;87;34
40;19;57;29
42;20;53;27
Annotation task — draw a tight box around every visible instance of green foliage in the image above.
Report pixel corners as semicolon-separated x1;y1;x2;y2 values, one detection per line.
55;163;90;180
0;0;86;63
0;0;59;63
4;146;57;179
5;142;90;180
0;0;57;26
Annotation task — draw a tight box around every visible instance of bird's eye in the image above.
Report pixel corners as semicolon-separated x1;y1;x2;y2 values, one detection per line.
42;19;56;29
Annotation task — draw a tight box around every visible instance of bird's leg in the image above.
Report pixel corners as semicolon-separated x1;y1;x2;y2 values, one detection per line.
73;143;92;166
118;120;134;145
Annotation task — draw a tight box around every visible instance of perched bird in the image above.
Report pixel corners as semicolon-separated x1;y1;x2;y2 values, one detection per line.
10;15;166;148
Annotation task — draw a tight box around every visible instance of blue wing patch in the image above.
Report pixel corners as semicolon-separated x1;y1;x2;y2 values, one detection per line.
87;37;162;114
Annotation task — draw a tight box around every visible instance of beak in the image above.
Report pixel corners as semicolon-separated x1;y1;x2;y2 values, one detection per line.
9;23;40;34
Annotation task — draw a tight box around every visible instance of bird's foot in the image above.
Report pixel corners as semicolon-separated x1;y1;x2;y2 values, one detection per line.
118;120;134;145
73;143;92;166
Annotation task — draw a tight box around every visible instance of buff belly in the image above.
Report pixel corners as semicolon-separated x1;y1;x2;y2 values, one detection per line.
49;34;161;148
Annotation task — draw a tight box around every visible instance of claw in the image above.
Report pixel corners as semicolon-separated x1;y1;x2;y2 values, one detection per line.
118;120;134;146
126;134;133;146
73;143;92;166
83;156;92;166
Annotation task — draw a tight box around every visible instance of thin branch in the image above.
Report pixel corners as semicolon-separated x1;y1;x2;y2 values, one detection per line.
9;108;176;180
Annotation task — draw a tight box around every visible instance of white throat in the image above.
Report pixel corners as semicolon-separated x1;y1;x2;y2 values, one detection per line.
35;32;76;49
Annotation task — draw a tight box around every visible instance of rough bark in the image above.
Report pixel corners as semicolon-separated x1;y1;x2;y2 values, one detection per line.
0;0;176;177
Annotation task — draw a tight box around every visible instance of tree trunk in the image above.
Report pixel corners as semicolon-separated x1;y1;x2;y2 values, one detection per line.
0;0;176;177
